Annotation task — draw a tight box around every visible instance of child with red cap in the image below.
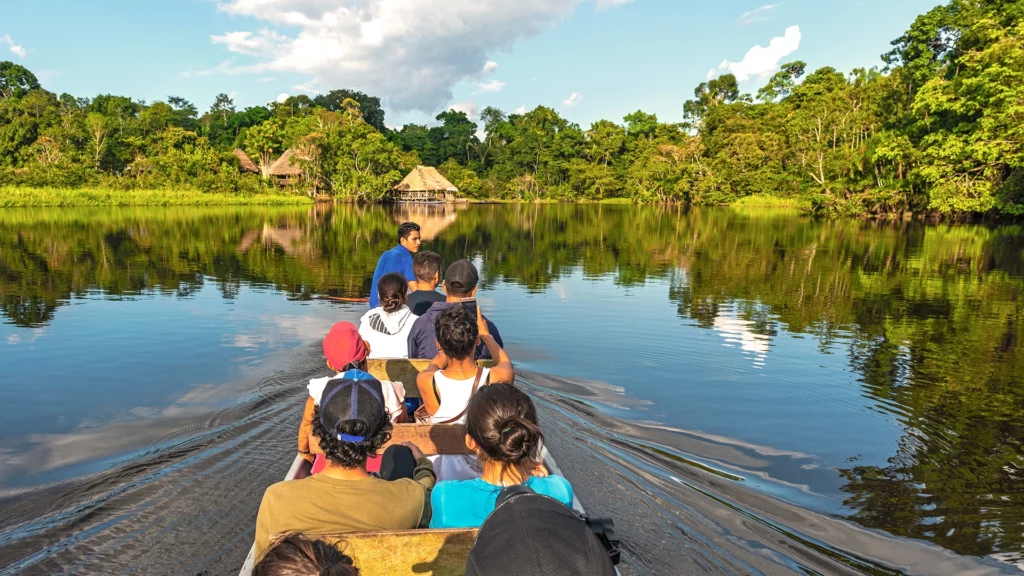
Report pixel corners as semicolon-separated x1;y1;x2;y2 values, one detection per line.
298;322;405;468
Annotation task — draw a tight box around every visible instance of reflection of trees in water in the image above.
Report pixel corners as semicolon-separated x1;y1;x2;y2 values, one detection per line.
3;204;1024;556
666;211;1024;557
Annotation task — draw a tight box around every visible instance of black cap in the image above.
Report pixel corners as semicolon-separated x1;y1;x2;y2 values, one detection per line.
319;378;389;442
466;492;616;576
444;259;479;294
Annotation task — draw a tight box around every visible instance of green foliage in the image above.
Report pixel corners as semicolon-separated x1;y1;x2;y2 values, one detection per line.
0;0;1022;215
0;186;311;207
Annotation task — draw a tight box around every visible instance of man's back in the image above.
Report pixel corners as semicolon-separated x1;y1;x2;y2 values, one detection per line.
254;474;428;558
370;245;414;308
407;289;445;316
407;302;503;359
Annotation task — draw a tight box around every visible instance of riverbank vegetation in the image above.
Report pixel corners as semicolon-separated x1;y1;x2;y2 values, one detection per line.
1;0;1021;216
0;186;311;207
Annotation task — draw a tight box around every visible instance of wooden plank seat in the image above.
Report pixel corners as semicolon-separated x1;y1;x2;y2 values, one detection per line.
319;529;479;576
365;359;494;399
382;424;470;455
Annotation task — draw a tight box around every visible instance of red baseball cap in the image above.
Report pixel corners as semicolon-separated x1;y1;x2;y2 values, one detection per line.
323;322;368;369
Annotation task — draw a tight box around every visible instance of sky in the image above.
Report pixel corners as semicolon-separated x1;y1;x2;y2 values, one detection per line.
4;0;939;129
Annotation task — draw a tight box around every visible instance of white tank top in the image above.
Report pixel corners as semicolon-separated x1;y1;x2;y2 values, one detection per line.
428;367;491;424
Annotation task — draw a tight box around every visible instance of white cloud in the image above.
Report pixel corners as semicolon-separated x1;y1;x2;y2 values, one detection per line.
719;25;801;82
276;92;290;103
563;92;582;106
738;4;780;25
706;68;716;80
512;104;528;115
475;79;506;93
209;0;625;112
449;101;480;120
2;34;26;59
595;0;633;9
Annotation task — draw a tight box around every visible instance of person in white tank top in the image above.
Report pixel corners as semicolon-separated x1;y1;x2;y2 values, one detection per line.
416;303;515;479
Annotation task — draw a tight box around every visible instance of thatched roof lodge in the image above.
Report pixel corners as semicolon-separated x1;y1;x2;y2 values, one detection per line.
391;166;459;202
268;148;303;186
233;149;260;174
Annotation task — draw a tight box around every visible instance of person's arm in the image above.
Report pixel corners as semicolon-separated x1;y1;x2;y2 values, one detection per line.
416;351;448;415
402;442;436;527
407;320;422;359
253;492;273;562
297;397;315;463
477;305;514;383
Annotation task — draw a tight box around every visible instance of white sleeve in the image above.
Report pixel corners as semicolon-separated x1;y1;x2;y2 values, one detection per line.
307;377;330;405
380;380;406;422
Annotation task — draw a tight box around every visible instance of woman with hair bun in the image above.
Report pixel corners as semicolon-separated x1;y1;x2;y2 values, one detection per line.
359;271;417;358
428;383;574;528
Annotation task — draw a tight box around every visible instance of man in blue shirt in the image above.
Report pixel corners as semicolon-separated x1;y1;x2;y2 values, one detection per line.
369;222;421;308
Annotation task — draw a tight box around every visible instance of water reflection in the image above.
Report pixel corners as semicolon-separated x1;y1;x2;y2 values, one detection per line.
2;203;1024;561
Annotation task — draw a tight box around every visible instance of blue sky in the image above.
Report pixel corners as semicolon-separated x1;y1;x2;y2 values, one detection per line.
5;0;938;129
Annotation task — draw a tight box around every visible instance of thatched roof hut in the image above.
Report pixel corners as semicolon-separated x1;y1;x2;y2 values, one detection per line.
233;149;260;174
268;149;303;177
392;166;459;202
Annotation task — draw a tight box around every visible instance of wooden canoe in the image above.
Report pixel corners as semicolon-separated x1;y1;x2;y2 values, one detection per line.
237;359;597;576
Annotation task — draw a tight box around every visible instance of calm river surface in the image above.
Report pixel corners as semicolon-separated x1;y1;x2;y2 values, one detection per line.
1;204;1023;575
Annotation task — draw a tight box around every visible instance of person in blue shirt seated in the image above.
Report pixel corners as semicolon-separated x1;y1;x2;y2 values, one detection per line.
369;221;421;308
429;383;573;528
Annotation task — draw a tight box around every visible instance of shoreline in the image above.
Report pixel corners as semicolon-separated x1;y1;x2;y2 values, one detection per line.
0;186;313;207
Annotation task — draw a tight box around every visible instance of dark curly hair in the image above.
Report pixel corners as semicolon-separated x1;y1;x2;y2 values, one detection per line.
311;404;392;469
255;534;358;576
377;272;408;314
466;384;543;483
435;305;478;360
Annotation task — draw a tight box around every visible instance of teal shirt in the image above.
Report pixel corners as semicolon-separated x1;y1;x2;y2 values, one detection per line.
429;475;574;529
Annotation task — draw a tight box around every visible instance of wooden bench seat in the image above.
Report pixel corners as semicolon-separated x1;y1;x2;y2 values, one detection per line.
382;424;471;455
366;359;494;399
320;529;479;576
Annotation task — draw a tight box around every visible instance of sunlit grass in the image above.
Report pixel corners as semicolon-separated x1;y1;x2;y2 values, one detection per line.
730;194;811;212
0;186;314;207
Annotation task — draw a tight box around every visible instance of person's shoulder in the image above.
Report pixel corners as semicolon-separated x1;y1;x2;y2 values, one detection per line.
530;475;574;502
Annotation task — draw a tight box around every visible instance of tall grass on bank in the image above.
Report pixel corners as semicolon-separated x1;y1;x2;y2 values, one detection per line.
730;194;811;212
0;187;314;207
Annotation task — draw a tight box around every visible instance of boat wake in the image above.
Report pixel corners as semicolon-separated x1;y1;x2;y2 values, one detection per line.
0;349;1016;575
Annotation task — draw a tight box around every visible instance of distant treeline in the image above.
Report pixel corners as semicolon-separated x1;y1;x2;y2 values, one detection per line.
1;0;1021;216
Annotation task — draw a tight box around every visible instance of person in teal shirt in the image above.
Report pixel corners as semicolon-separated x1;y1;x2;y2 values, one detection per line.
429;384;575;529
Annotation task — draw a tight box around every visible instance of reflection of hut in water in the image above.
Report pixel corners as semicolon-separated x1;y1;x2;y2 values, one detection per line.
392;202;464;241
268;149;303;186
233;149;260;174
391;166;458;203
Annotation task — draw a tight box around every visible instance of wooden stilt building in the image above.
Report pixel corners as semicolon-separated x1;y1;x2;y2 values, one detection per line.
390;166;459;202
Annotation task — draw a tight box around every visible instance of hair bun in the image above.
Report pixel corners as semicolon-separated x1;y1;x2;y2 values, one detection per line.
495;417;539;462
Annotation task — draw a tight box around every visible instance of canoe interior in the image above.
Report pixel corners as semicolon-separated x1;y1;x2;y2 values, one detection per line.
239;358;594;576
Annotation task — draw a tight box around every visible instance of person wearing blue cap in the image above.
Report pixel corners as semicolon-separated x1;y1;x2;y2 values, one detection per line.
253;376;435;561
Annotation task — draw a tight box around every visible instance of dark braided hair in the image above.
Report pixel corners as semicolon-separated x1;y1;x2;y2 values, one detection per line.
311;404;392;469
377;272;407;314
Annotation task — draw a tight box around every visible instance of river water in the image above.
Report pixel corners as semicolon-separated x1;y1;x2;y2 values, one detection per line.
1;203;1022;575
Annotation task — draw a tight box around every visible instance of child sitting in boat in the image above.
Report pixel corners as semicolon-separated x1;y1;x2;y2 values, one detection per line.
416;304;514;480
254;376;435;560
429;383;574;528
359;272;418;359
298;322;405;467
